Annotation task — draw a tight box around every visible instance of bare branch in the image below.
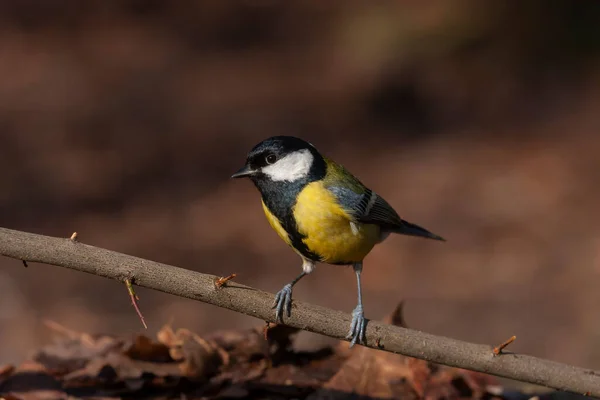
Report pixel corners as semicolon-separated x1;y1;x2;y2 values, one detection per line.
1;227;599;396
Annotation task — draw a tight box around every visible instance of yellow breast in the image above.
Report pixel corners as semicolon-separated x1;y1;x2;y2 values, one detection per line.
293;182;380;264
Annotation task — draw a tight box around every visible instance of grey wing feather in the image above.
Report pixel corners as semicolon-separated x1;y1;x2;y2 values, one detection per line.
326;186;401;227
326;186;369;218
327;186;445;241
358;191;404;228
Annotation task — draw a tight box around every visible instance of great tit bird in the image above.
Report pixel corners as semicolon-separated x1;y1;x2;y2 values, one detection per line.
232;136;444;346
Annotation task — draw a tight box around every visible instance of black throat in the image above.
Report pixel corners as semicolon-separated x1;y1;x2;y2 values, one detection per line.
250;150;326;261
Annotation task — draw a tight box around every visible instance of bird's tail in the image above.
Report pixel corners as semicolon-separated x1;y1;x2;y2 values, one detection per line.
393;220;445;241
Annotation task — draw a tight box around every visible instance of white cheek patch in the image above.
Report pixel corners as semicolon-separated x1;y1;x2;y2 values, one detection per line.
262;149;314;182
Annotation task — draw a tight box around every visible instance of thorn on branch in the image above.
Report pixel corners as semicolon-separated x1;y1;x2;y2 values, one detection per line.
493;335;516;356
22;260;28;268
124;278;147;329
70;232;78;241
214;273;237;289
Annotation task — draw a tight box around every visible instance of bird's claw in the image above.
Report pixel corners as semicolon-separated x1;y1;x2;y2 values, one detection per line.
272;283;293;323
346;305;366;347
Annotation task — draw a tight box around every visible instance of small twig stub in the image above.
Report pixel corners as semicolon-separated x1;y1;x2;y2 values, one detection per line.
125;278;147;329
493;335;516;356
70;232;78;241
214;273;237;289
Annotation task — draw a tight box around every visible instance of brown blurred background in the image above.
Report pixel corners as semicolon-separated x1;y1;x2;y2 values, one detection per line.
1;1;600;372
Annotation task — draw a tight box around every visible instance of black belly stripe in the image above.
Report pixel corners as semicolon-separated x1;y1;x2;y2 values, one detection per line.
258;179;322;262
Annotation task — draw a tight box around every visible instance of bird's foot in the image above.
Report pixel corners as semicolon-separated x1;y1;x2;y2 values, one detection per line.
346;304;366;347
272;283;293;323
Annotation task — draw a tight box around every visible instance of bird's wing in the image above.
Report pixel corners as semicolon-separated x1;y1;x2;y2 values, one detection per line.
323;158;445;241
322;158;402;227
326;184;402;228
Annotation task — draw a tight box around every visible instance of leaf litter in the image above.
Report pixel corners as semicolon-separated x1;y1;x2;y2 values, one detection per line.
0;304;529;400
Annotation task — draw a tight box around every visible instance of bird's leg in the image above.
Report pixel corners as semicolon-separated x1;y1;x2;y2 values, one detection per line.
272;260;314;323
346;262;367;347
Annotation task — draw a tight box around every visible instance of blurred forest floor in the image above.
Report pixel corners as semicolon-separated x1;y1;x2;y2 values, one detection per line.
1;1;600;387
0;306;560;400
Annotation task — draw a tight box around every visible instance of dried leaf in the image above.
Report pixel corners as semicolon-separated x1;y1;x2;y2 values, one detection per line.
0;361;66;400
320;302;495;399
206;327;267;364
405;357;432;397
34;322;123;374
0;364;15;387
66;351;181;383
157;325;229;380
0;393;23;400
265;324;301;366
3;314;512;399
320;344;414;399
156;324;178;348
122;334;172;362
212;384;250;399
389;300;409;328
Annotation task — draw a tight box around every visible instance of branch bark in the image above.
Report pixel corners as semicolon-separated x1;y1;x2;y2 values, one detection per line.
0;227;598;396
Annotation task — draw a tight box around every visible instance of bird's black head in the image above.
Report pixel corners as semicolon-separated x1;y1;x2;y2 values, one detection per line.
231;136;326;185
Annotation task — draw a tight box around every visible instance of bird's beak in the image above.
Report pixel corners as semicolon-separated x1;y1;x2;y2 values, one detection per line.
231;165;255;179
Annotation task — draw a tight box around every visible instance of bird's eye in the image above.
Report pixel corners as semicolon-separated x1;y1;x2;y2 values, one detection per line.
266;154;277;164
